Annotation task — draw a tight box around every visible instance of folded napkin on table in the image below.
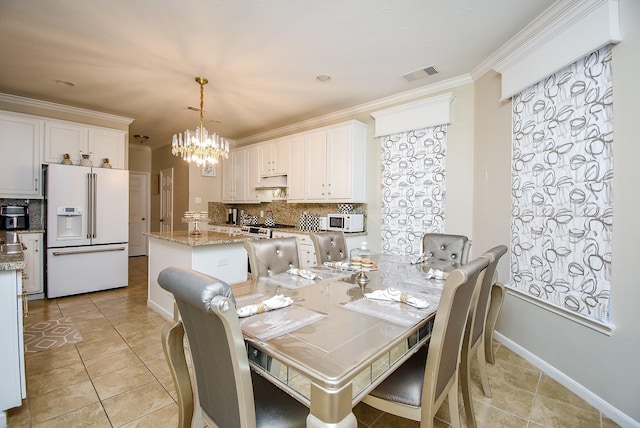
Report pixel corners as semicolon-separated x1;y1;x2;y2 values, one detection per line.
237;294;294;318
426;268;448;280
323;261;351;270
364;288;429;309
287;268;322;280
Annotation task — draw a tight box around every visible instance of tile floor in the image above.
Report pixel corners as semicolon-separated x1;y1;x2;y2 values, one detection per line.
7;256;620;427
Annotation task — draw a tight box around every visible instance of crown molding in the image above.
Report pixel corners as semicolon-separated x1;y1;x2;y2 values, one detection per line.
235;74;472;145
0;92;134;124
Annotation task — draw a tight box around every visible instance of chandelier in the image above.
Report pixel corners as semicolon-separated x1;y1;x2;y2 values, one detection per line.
171;77;229;166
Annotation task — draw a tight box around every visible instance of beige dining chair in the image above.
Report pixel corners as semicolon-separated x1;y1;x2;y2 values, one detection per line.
361;256;490;428
421;233;471;265
244;237;300;280
485;282;506;365
460;245;508;428
158;266;309;428
310;231;348;265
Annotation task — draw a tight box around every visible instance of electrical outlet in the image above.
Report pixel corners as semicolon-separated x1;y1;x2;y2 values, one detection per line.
217;257;228;266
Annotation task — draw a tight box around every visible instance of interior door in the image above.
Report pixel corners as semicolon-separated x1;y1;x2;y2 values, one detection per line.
129;172;149;256
160;168;173;232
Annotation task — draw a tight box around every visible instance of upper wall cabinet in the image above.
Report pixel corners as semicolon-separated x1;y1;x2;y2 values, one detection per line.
223;148;260;204
0;111;43;198
288;120;366;203
43;119;126;169
259;138;290;177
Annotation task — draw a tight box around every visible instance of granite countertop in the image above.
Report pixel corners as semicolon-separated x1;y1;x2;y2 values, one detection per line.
145;230;254;247
0;230;26;271
208;222;367;237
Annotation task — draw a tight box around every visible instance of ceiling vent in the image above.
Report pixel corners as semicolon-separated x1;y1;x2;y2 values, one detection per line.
402;66;439;82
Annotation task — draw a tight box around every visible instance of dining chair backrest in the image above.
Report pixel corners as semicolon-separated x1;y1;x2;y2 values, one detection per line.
425;255;488;401
421;233;470;264
244;237;300;280
158;266;252;427
460;245;508;428
362;256;489;427
310;231;348;264
158;266;308;428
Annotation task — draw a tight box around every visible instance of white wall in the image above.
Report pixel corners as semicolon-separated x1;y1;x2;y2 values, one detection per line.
473;0;640;423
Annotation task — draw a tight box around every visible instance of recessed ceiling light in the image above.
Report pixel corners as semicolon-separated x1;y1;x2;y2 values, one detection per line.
316;75;331;82
55;80;76;87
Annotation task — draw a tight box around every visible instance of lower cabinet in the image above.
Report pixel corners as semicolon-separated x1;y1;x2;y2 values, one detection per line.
20;232;44;299
272;231;317;268
0;269;26;420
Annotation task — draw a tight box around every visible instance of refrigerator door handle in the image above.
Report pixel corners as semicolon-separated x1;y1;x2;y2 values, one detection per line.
92;173;97;239
51;246;126;256
87;172;93;239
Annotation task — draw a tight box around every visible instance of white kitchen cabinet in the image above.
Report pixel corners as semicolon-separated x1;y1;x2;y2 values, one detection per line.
44;119;126;169
0;269;26;420
272;231;317;268
260;137;290;177
20;232;44;298
247;145;262;203
0;111;43;199
285;133;305;201
223;148;259;204
289;120;366;203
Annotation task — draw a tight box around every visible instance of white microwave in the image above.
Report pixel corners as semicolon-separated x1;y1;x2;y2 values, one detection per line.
326;213;364;233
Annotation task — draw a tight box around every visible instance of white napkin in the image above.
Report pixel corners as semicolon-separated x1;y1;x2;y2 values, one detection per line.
323;261;351;270
364;288;429;309
426;268;448;280
287;268;322;280
237;294;294;317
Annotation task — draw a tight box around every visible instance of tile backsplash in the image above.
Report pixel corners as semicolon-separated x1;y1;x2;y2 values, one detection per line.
0;198;44;229
208;201;367;229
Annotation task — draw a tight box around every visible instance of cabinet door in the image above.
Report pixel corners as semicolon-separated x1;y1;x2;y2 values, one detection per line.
44;120;88;165
234;149;248;202
272;138;290;175
259;141;274;176
88;128;126;169
0;112;43;198
304;129;328;200
326;123;353;200
222;151;236;202
20;233;43;295
247;145;261;203
287;134;305;200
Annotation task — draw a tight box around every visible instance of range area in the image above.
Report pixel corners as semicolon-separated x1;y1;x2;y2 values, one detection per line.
240;223;296;238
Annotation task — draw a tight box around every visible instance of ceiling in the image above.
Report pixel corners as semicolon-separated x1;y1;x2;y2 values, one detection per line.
0;0;557;149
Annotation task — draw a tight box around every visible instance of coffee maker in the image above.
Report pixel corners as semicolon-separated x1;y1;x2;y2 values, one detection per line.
0;205;29;230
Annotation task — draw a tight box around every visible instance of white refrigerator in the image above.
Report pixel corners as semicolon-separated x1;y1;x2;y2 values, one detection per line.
45;163;129;298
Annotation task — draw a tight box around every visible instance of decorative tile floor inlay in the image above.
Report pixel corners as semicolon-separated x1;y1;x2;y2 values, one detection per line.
24;317;83;353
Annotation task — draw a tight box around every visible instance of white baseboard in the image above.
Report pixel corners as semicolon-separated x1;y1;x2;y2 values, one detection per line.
146;299;173;321
494;332;639;428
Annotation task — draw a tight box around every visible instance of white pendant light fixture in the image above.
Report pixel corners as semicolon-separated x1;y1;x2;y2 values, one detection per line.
171;77;229;166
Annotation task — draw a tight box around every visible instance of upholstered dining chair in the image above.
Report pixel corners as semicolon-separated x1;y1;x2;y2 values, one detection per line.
361;256;490;428
158;266;308;428
460;245;508;428
421;233;471;266
244;237;300;280
310;231;348;265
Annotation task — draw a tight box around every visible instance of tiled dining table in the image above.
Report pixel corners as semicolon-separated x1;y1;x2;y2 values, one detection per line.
232;254;448;428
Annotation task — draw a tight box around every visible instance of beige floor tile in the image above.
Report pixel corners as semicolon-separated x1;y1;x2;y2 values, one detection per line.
76;335;129;361
84;347;142;378
57;301;100;317
92;362;156;400
472;378;535;419
157;374;179;402
131;338;165;362
493;345;539;372
101;381;174;427
530;395;601;428
119;402;179;428
537;374;596;412
353;402;384;426
28;380;99;424
27;361;89;396
32;401;111;428
54;294;94;309
602;416;622;427
72;316;114;334
113;317;160;336
6;398;30;427
25;344;82;375
471;400;528;428
486;358;541;393
144;355;171;379
371;412;422;428
120;326;163;348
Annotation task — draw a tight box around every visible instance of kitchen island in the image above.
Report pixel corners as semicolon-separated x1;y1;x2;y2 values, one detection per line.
146;230;254;320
